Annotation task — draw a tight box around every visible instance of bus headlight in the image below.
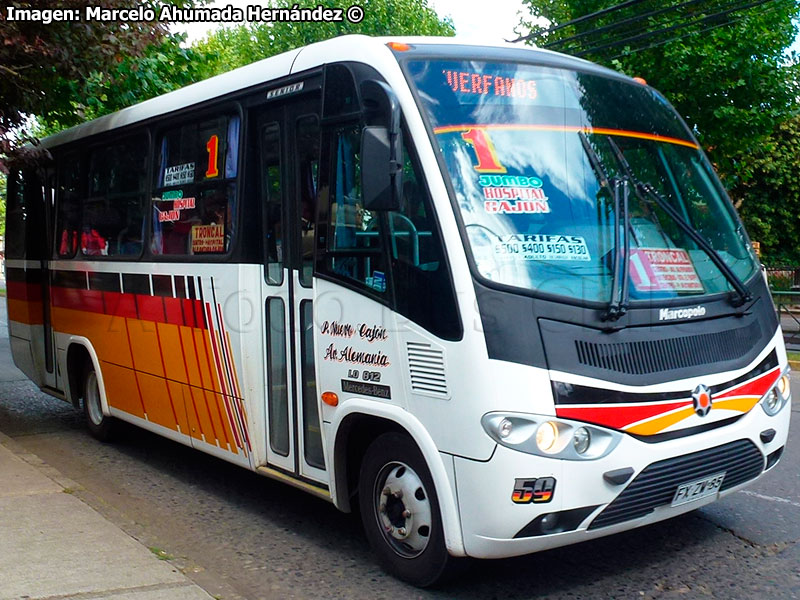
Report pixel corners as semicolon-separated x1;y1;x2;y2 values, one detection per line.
498;418;514;439
535;421;560;453
481;412;622;460
572;427;591;455
761;371;791;416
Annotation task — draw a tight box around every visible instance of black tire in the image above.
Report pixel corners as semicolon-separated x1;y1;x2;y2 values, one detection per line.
358;432;456;587
82;361;115;442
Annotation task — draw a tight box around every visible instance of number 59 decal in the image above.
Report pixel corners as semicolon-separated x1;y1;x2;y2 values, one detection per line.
511;477;556;504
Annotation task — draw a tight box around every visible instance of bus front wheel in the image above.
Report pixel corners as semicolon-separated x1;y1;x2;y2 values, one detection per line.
82;362;115;442
358;432;455;587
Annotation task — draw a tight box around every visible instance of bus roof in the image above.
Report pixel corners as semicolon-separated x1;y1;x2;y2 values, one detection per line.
39;35;619;150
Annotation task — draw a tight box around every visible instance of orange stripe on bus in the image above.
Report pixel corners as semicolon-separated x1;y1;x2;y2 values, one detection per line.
432;124;699;149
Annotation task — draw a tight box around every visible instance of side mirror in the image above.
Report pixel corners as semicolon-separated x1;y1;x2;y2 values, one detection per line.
361;126;402;212
360;80;403;212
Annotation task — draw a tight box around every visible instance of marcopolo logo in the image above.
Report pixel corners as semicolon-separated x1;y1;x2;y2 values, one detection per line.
658;305;706;321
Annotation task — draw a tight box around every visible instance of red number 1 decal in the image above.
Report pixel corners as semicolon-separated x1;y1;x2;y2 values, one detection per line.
461;128;506;173
205;134;220;178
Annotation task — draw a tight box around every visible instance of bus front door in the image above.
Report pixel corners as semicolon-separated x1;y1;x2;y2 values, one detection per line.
257;93;327;485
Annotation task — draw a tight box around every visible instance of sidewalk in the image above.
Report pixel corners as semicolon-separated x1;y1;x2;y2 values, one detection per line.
0;430;215;600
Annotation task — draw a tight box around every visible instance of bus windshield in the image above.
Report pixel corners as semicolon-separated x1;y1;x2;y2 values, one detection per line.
406;59;758;305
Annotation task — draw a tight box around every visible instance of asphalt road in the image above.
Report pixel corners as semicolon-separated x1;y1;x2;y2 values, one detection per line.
1;295;798;599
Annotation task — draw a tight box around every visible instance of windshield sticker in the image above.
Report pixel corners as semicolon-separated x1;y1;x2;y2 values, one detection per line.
629;248;704;292
494;234;590;261
191;224;225;253
485;200;550;213
480;174;550;210
461;128;506;173
164;162;195;186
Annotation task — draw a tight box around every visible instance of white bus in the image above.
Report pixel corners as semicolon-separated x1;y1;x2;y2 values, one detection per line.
4;35;791;586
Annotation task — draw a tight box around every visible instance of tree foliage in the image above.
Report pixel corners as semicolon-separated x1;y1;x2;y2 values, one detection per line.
38;32;204;136
517;0;799;188
194;0;454;80
734;114;800;265
0;173;5;238
0;0;198;169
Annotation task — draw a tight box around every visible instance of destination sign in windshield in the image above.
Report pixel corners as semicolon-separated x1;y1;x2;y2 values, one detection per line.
443;69;539;100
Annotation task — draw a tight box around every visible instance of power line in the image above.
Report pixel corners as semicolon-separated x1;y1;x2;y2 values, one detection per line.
543;0;715;49
574;0;775;57
606;0;783;59
509;0;650;44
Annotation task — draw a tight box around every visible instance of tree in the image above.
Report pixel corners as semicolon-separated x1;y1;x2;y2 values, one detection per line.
193;0;454;80
516;1;799;188
38;32;204;134
734;114;800;265
0;0;198;170
0;173;5;238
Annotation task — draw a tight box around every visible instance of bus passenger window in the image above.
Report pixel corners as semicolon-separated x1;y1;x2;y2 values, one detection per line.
82;136;147;257
5;170;27;259
152;115;240;256
56;156;82;258
324;127;386;293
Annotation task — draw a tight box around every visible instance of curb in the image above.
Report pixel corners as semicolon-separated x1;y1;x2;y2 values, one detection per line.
0;430;84;492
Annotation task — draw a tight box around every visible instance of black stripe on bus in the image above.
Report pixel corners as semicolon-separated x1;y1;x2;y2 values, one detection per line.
122;273;150;295
52;270;88;289
5;267;43;284
175;276;187;299
88;271;121;293
152;274;174;298
196;276;208;328
553;350;779;405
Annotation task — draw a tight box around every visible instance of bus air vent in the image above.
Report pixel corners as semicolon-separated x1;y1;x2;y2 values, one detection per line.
575;320;760;375
407;341;449;399
588;439;763;530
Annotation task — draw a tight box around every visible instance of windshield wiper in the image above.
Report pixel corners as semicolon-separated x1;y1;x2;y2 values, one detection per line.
605;137;752;308
579;133;630;321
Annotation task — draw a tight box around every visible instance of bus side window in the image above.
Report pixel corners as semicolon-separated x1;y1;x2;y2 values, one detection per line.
83;136;147;257
5;170;26;259
319;127;461;339
324;126;387;293
387;146;462;340
56;156;82;258
152;114;240;256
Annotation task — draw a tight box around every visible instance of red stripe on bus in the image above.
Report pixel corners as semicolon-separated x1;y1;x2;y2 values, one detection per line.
6;281;41;301
182;299;196;328
103;292;138;319
715;367;781;400
163;297;184;326
52;287;104;313
206;303;242;449
194;300;206;330
556;400;691;430
136;295;166;323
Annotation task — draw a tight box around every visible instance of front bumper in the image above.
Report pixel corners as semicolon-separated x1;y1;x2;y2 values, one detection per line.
454;396;790;559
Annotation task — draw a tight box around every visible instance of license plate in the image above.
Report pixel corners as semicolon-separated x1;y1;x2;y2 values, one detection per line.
671;472;726;507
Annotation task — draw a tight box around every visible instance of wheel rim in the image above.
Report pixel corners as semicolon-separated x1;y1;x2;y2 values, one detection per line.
373;461;433;558
85;371;104;426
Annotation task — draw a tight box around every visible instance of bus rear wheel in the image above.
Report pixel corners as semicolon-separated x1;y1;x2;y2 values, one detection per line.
358;432;454;587
82;362;115;442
